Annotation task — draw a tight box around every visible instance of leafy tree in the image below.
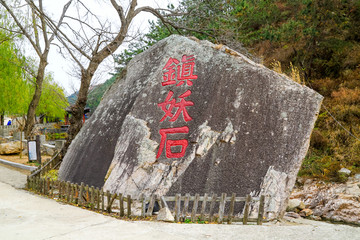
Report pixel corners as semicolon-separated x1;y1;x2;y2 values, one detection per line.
36;73;68;121
0;30;30;124
0;0;71;138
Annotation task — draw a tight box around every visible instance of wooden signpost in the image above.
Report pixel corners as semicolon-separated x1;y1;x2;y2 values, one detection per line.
28;135;41;164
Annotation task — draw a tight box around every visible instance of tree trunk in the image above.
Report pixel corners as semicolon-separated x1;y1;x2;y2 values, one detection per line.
62;67;93;156
24;57;47;139
1;112;4;126
61;19;130;156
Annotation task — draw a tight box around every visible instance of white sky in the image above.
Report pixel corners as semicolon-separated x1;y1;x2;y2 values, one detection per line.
35;0;179;96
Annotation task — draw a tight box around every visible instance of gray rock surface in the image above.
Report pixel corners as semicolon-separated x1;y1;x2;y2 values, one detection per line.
157;207;175;222
59;35;323;219
338;168;351;175
287;199;305;211
291;179;360;225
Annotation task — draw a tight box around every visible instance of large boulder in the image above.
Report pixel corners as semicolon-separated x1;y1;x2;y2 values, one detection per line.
59;35;323;219
0;141;23;154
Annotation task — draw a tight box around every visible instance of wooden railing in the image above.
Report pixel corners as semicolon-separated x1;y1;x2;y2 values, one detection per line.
26;176;266;225
29;151;62;178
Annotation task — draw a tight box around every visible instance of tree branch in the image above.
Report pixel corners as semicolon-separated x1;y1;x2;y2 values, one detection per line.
38;0;49;49
31;7;41;52
0;0;41;56
110;0;125;25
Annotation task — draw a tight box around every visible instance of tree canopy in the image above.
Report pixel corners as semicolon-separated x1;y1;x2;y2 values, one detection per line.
0;30;29;123
36;73;68;119
0;28;67;124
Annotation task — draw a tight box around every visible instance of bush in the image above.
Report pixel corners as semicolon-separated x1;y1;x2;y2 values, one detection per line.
310;130;328;151
43;170;58;181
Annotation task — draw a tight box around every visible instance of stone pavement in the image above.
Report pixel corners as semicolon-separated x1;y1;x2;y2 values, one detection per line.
0;163;359;240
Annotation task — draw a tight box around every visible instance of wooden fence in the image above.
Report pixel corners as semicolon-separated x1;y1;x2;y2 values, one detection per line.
0;123;55;130
0;124;20;130
27;176;266;225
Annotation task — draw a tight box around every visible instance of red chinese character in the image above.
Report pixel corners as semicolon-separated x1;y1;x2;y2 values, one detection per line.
176;55;198;86
162;57;179;86
156;126;189;159
158;90;194;122
158;91;176;122
162;55;198;87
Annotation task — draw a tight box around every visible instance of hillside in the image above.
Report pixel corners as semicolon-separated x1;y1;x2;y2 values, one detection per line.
67;76;117;114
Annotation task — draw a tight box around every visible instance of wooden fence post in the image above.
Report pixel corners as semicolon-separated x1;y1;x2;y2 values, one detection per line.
107;193;117;213
28;177;32;190
191;194;200;223
39;178;43;194
90;186;95;210
57;181;61;199
38;178;41;194
127;195;131;218
50;180;54;198
38;177;41;193
140;194;145;218
106;190;111;213
182;193;190;221
66;182;70;202
228;193;236;224
46;178;50;196
70;184;74;203
26;176;30;189
119;193;124;217
62;181;66;201
209;193;217;222
101;188;105;212
96;188;100;210
74;184;79;204
174;194;181;222
146;195;155;217
218;193;227;224
42;178;45;194
39;177;42;193
257;195;265;225
79;182;84;206
243;194;252;225
200;193;208;221
85;185;90;204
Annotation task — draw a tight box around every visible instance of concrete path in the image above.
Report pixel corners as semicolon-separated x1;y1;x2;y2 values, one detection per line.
0;164;359;240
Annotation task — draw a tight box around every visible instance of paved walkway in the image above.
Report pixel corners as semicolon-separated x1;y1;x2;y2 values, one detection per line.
0;163;359;240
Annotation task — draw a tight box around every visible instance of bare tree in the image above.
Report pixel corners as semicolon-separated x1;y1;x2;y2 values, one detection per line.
29;0;189;155
0;0;71;139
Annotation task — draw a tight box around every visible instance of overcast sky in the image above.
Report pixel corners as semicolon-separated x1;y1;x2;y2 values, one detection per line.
39;0;179;96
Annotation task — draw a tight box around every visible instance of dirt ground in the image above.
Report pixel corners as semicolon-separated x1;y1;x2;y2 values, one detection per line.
0;154;52;166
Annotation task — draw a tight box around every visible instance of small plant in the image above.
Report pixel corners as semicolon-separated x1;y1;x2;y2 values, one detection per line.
43;169;58;181
271;60;282;74
184;218;192;223
196;218;206;224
